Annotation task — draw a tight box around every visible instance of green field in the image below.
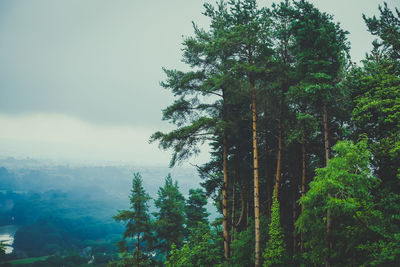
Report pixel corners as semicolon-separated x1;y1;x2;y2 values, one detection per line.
6;256;49;265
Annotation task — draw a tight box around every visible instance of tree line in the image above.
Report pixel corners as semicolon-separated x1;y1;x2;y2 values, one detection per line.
116;0;400;266
109;173;213;266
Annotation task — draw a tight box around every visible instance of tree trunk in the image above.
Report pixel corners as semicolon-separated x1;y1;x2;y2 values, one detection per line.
322;102;330;165
221;87;230;261
223;132;230;261
231;176;236;245
323;101;331;267
136;233;140;266
266;152;272;217
251;78;261;267
292;147;299;254
274;88;284;198
236;178;245;229
246;198;249;227
300;140;306;252
274;120;282;198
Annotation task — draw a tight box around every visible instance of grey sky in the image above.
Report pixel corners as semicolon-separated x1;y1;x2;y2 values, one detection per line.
0;0;398;164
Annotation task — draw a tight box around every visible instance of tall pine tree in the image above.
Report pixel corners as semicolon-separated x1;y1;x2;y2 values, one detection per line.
113;172;152;264
153;174;186;259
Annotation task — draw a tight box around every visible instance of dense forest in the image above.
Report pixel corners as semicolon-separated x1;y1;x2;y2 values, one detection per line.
114;0;400;266
1;0;399;266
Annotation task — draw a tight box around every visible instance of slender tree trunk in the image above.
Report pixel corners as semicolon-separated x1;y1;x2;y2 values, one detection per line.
274;120;282;198
246;198;249;226
300;140;306;252
136;233;140;266
266;152;272;217
236;178;245;229
231;176;236;245
292;147;300;254
274;89;284;198
222;88;230;261
323;101;332;267
322;102;330;165
223;131;230;261
292;188;298;254
251;77;261;267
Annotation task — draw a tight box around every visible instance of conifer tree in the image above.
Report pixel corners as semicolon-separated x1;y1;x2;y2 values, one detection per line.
113;172;152;264
290;3;349;264
363;2;400;61
153;174;186;258
225;1;273;264
150;2;235;259
185;188;209;231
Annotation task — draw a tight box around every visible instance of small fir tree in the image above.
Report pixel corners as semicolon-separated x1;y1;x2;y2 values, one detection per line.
263;193;287;267
185;188;209;231
153;174;186;258
113;172;152;265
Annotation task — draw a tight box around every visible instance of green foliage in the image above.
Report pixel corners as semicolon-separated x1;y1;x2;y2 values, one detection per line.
185;188;209;231
13;216;79;257
363;2;400;60
151;1;400;266
107;251;152;267
113;172;152;256
291;0;349;102
230;226;254;266
154;174;186;258
349;59;400;183
23;253;91;267
230;216;269;267
165;223;222;267
0;241;6;261
263;196;287;267
297;140;381;265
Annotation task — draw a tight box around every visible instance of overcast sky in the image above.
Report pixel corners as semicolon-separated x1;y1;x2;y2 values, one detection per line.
0;0;398;165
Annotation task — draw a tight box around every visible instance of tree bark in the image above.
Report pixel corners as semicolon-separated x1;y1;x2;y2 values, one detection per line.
274;88;284;198
223;130;230;261
221;87;230;261
300;140;306;252
266;152;272;217
246;198;249;227
251;77;261;267
236;178;245;229
292;147;300;254
322;102;330;166
274;119;282;198
323;101;332;267
231;176;236;245
136;233;140;266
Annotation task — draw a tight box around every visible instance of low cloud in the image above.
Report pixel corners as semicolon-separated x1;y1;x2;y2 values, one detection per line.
0;113;202;165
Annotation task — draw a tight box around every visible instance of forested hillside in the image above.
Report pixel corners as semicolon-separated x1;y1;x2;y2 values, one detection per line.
116;0;399;266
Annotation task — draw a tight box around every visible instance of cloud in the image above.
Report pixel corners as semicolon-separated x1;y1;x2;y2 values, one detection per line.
0;0;209;126
0;113;174;165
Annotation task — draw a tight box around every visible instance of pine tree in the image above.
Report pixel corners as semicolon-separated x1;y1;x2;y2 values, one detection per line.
363;2;400;61
113;172;152;264
150;2;235;259
185;188;209;231
153;174;186;258
225;1;273;264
